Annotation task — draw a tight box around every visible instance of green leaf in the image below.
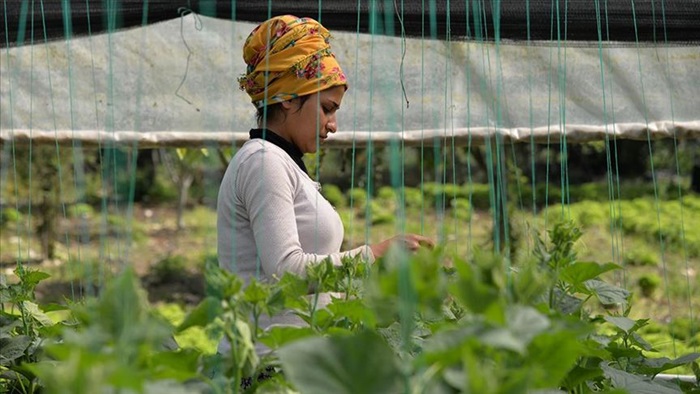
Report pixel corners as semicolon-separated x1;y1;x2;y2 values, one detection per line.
442;367;466;391
636;353;700;375
450;260;503;321
0;318;20;335
552;289;583;314
244;278;271;305
630;332;657;352
95;267;154;339
107;363;147;391
276;273;310;309
278;330;403;394
422;325;479;365
479;327;527;354
177;297;222;332
0;369;31;383
560;262;620;287
601;363;683;393
585;280;629;306
258;326;316;349
606;342;644;359
149;349;201;381
604;316;636;333
23;301;55;326
255;377;299;393
527;330;586;388
231;319;259;374
40;303;70;312
507;305;550;345
20;270;51;287
562;365;604;390
205;263;243;300
0;336;32;365
326;298;376;327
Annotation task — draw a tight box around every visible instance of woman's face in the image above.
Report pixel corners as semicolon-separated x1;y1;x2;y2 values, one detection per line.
283;85;345;154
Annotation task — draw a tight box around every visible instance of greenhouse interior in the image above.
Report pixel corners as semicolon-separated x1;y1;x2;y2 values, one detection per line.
1;1;700;393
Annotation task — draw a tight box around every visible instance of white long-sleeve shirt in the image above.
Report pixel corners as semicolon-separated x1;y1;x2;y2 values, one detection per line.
216;137;373;348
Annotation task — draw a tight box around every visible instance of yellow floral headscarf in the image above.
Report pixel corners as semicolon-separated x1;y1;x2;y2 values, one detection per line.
239;15;347;108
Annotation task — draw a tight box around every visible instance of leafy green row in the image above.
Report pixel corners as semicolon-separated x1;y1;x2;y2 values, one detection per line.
544;197;700;257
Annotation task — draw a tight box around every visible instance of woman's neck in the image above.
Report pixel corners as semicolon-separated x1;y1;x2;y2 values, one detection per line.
260;120;292;144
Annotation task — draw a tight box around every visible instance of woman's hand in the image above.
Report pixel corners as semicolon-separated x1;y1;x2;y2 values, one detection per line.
369;234;435;259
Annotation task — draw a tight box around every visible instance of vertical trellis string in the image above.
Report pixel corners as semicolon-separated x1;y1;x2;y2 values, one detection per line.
630;0;677;357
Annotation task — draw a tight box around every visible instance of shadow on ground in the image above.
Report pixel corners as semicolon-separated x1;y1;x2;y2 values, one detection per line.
35;271;206;306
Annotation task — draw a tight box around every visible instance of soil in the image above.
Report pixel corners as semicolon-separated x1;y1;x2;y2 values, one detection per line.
3;204;210;307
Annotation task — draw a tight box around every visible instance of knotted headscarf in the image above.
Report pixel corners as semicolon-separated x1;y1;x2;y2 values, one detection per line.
238;15;347;108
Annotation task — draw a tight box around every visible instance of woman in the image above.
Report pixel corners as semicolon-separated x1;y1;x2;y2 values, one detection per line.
217;15;432;353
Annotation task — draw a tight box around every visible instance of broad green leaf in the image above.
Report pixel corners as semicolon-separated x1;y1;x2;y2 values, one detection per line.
449;261;503;322
38;322;68;338
325;327;354;337
0;369;30;383
636;353;700;375
507;305;550;345
265;288;287;314
107;363;147;392
526;330;585;388
422;326;479;365
277;273;311;308
255;377;300;393
258;326;316;349
96;268;152;338
590;334;613;347
244;278;270;304
585;280;629;306
630;332;657;352
377;323;406;355
552;289;583;314
606;342;644;359
442;367;466;391
604;316;636;333
177;297;222;332
205;263;242;300
23;301;55;327
175;148;186;160
149;349;201;381
326;298;376;327
562;365;604;390
0;318;20;335
462;346;495;394
601;363;683;393
20;270;51;287
296;306;334;328
278;330;402;394
0;336;31;365
40;303;70;312
479;327;527;354
560;262;620;287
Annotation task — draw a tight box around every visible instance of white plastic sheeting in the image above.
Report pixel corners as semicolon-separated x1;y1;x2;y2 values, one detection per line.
1;14;699;147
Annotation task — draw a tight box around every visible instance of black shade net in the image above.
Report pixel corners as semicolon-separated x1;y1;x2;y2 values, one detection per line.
2;0;700;48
